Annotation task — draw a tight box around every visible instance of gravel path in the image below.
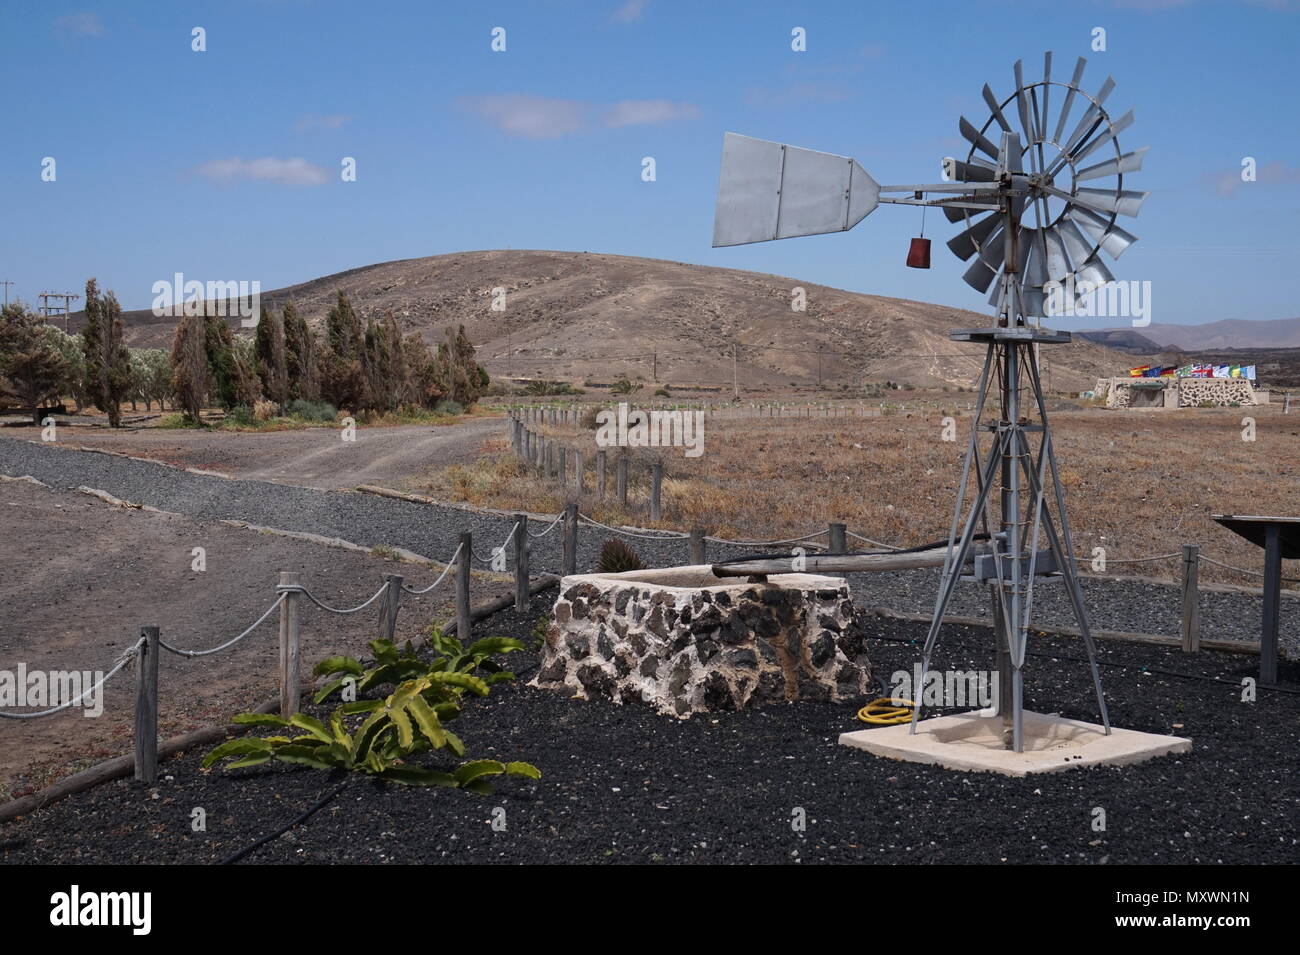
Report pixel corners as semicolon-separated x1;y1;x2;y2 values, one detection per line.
0;418;501;490
2;603;1295;865
3;437;1293;659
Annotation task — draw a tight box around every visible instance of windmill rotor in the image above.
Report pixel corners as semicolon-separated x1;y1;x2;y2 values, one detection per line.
946;53;1148;319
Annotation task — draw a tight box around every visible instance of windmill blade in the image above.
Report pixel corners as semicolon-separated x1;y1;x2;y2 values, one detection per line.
1076;146;1149;182
1012;60;1034;145
1074;186;1149;217
1013;229;1049;314
948;159;997;182
1041;182;1148;219
1057;217;1095;266
1039;52;1052;143
1070;110;1136;165
1042;225;1072;282
1074;254;1115;292
1057;76;1116;165
943;201;997;224
982;84;1013;133
1069;205;1138;259
711;133;880;247
947;209;1001;260
999;130;1023;175
964;248;1003;293
963;223;1009;292
1052;57;1088;144
960;116;1000;160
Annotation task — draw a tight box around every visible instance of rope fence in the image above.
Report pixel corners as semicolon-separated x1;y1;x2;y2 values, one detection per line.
0;532;476;783
158;594;285;658
0;638;143;720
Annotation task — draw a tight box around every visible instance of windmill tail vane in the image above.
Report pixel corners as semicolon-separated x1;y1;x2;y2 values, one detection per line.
710;52;1149;752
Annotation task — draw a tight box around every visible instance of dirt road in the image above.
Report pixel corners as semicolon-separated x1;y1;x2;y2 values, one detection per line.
0;479;513;799
0;416;503;490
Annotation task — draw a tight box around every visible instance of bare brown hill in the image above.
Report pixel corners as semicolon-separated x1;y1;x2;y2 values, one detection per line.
76;250;1139;392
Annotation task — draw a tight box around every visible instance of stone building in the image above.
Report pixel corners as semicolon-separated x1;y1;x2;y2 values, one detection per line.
1095;376;1263;409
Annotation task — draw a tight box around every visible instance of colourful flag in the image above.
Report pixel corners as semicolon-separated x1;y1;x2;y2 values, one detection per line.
1129;365;1150;377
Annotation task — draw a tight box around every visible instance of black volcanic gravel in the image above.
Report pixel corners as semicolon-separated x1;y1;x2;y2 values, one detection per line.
2;592;1296;865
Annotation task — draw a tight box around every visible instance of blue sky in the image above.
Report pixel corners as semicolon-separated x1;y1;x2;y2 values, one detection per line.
1;0;1297;326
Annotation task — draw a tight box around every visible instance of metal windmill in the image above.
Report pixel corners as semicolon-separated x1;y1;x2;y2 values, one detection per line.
711;53;1148;752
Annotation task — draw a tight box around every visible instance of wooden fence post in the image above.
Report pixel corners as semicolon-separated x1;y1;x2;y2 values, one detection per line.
278;571;301;718
1180;544;1200;653
690;528;706;565
597;450;607;498
523;428;531;463
650;459;662;521
558;445;568;486
617;453;629;505
562;502;578;576
514;515;529;611
829;522;847;554
134;625;159;783
575;450;584;496
456;532;473;638
379;574;402;643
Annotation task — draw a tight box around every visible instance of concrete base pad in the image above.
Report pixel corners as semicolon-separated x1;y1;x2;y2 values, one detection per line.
838;710;1191;777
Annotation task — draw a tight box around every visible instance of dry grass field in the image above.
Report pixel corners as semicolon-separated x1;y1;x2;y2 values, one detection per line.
421;399;1299;589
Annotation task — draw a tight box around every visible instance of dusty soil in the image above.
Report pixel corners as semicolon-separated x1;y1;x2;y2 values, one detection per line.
0;417;501;491
59;249;1136;392
0;480;510;800
435;401;1300;591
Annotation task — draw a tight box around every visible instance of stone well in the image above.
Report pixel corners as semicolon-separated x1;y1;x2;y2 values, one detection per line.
531;565;872;717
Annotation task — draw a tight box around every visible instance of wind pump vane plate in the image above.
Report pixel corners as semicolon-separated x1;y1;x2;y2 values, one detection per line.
712;53;1148;319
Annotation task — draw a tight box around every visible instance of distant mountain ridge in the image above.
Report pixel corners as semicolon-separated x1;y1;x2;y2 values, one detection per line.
1081;317;1300;351
62;250;1146;392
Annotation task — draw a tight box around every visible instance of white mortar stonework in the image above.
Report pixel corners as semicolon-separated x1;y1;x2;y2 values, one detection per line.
1097;377;1258;409
531;566;872;718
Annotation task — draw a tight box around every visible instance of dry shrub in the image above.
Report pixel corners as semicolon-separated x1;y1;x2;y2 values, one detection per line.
252;399;277;422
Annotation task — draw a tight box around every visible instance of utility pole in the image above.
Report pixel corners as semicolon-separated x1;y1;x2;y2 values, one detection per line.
0;280;13;307
652;351;657;382
38;291;80;333
732;343;739;399
816;345;822;390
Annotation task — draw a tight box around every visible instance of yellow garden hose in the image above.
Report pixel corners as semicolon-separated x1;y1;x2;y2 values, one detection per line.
856;697;916;725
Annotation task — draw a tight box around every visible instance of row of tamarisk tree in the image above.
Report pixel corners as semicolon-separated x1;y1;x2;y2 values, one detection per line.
0;280;487;426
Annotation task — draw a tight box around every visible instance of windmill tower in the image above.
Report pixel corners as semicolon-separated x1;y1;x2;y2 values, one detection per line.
711;54;1148;752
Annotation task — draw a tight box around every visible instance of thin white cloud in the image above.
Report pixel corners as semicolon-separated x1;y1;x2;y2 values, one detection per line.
192;157;330;187
603;99;700;128
54;12;104;37
745;83;853;108
612;0;650;22
459;94;589;139
294;113;355;132
1209;161;1300;197
460;93;700;138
